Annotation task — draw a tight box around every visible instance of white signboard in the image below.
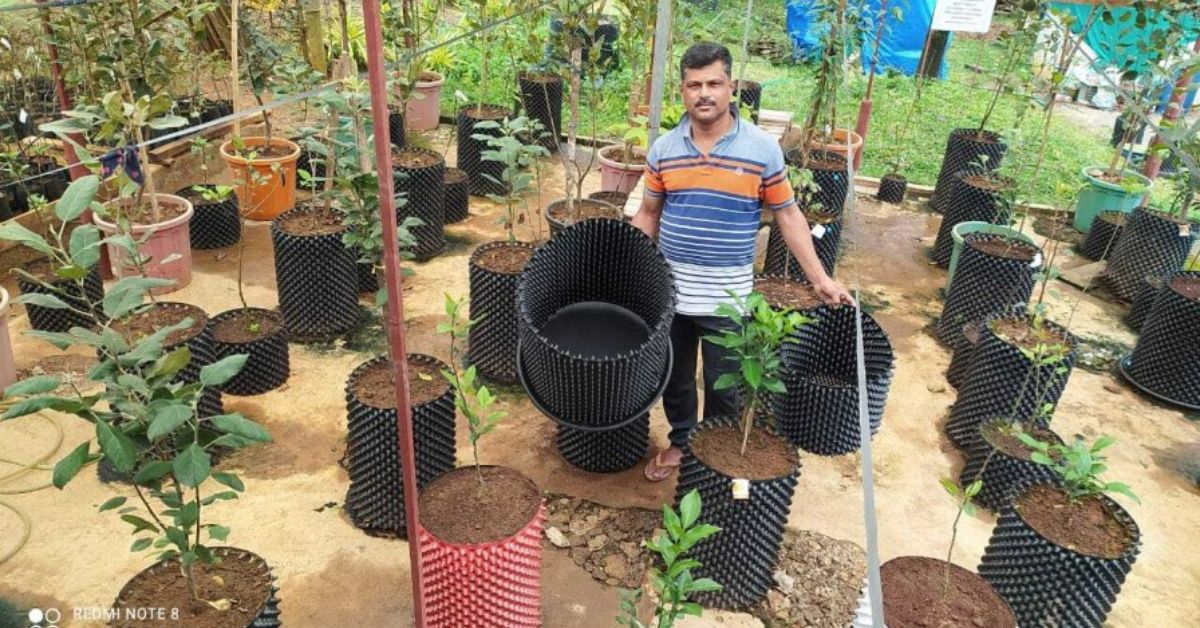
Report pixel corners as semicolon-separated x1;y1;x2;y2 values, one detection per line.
931;0;998;33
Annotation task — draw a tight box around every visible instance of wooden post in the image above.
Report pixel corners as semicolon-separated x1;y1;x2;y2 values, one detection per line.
231;0;241;135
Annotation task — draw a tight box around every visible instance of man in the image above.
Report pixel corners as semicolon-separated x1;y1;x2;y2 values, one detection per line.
633;42;854;482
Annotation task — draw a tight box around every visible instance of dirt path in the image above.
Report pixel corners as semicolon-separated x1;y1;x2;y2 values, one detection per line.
1;135;1198;627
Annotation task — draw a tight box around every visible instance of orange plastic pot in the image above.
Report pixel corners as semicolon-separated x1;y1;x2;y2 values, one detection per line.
219;137;301;221
808;129;863;168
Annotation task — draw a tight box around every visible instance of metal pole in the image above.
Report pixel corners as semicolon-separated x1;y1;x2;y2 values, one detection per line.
361;0;427;625
646;0;673;146
1142;37;1200;182
855;295;884;626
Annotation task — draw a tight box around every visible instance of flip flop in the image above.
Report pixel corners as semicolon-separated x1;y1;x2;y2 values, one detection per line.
644;450;681;482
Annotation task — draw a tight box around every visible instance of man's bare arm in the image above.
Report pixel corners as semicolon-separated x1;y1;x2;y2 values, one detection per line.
631;193;665;240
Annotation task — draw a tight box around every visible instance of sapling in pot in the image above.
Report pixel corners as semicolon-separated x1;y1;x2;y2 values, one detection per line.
0;176;277;623
615;489;722;628
474;116;550;242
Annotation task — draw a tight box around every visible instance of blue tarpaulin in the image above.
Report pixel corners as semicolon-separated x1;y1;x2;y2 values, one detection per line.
786;0;947;78
1049;2;1200;73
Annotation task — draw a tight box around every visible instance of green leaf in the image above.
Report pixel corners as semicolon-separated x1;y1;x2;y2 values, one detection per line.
25;330;76;350
688;577;723;593
4;374;62;397
52;442;91;489
0;222;52;254
212;471;245;492
199;354;249;387
712;372;741;391
102;276;175;318
940;477;961;498
99;496;128;512
207;524;230;541
741;359;763;390
133;461;173;484
55;175;100;222
68;224;102;268
966;479;983;498
679;489;701;529
15;292;71;309
130;537;153;552
147;404;193;441
173;443;211;488
1105;482;1140;504
121;514;160;535
147;114;188;130
208;414;271;443
96;421;138;473
165;526;189;550
662;504;683;540
2;395;86;420
151;347;192;378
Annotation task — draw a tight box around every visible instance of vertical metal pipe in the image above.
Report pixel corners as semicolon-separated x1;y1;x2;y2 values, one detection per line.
646;0;673;146
855;296;884;626
361;0;427;624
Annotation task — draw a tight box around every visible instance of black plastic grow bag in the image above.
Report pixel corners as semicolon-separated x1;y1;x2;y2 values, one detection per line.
771;305;894;455
1125;275;1163;332
734;80;762;119
179;186;241;250
931;172;1012;266
17;263;104;333
762;217;841;281
344;354;457;536
468;241;536;384
443;167;470;224
388;105;406;150
928;128;1007;212
936;232;1039;350
516;219;675;429
784;150;850;215
960;420;1063;513
208;308;290;395
978;485;1141;628
1121;271;1200;409
270;205;361;338
1103;207;1197;301
676;415;800;610
393;148;445;261
1077;211;1125;262
355;257;378;295
945;313;1078;451
457;105;512;197
556;412;649;473
946;322;980;389
545;198;622;237
519;74;563;154
876;174;907;204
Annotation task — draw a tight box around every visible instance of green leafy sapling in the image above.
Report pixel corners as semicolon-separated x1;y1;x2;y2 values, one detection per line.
615;489;722;628
188;137;235;204
473;116;550;241
0;175;272;610
438;294;504;487
704;291;812;456
939;474;983;594
1016;434;1140;505
604;117;649;166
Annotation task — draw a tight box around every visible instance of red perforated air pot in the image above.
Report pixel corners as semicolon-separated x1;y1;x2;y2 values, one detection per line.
419;501;547;627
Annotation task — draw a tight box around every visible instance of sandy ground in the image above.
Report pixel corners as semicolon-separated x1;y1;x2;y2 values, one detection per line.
1;125;1199;628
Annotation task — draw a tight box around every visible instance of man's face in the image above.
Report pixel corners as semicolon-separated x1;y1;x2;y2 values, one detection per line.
681;61;732;126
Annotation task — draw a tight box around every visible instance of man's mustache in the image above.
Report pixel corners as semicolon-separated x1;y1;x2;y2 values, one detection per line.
695;99;717;107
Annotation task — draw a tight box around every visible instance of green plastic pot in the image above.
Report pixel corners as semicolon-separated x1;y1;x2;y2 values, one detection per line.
1073;166;1152;233
946;222;1038;291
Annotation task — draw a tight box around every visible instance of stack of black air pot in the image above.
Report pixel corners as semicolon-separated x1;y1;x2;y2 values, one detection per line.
516;219;675;472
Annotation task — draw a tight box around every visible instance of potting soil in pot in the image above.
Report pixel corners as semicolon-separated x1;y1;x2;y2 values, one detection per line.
419;466;545;628
178;185;241;250
753;274;824;311
936;232;1039;349
961;420;1063;512
271;203;361;338
928;128;1007;212
209;308;290;395
468;241;535;384
773;304;894;455
1123;272;1200;408
545;198;622;236
17;260;104;333
946;315;1076;451
979;484;1140;628
111;547;280;628
880;556;1015;628
344;354;456;536
677;416;800;610
763;212;841;280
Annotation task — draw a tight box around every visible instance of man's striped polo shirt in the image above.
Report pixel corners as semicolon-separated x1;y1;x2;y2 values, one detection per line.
644;109;797;316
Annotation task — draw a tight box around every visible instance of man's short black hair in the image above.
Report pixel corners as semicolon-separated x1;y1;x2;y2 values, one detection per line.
680;42;732;81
